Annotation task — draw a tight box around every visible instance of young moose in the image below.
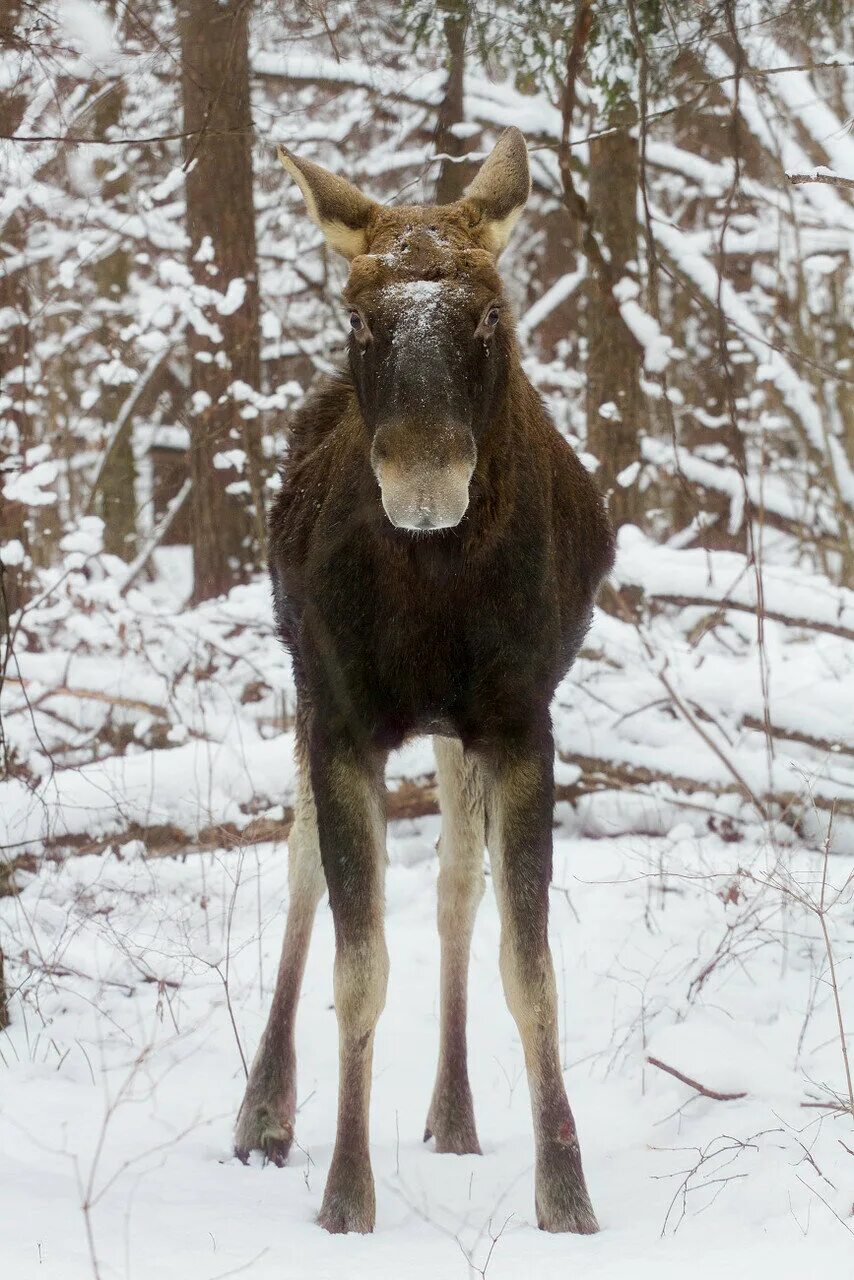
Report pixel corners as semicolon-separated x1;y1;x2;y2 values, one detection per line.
234;128;615;1235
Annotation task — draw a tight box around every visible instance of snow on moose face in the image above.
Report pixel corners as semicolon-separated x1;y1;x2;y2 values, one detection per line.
343;221;507;532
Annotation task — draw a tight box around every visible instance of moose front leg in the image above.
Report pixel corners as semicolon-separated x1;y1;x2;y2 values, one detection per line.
483;726;598;1234
425;735;485;1155
311;730;389;1235
235;713;325;1165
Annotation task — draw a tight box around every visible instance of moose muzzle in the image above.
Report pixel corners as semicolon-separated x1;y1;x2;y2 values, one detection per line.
370;424;476;532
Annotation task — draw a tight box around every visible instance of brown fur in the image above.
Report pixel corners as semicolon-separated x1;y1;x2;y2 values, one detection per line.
236;129;615;1234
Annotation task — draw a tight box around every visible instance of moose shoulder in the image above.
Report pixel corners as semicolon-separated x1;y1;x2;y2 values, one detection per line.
236;127;615;1237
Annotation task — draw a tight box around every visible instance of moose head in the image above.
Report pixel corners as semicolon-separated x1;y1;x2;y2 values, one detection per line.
278;128;531;532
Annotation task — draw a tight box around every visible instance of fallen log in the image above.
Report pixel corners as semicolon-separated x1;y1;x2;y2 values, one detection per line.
4;676;168;719
639;591;854;644
11;747;844;871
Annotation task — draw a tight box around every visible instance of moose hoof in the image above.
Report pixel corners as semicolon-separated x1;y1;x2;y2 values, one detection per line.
535;1140;599;1234
234;1103;295;1168
424;1083;482;1155
536;1194;599;1235
317;1159;376;1234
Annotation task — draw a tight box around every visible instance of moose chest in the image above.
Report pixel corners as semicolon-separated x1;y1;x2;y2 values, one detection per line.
300;524;560;744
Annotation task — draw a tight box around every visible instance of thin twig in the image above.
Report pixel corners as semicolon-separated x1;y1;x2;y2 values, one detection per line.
695;59;854;86
3;126;254;144
647;1055;748;1102
816;808;854;1116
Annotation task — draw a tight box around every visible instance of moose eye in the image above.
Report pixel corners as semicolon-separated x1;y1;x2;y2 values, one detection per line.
349;311;363;331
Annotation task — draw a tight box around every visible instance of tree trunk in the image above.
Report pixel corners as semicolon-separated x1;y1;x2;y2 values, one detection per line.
99;416;138;559
91;65;138;561
433;0;470;204
0;0;33;625
585;98;644;530
176;0;265;603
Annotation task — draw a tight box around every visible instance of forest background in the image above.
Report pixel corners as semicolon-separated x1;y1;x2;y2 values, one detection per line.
1;3;853;1278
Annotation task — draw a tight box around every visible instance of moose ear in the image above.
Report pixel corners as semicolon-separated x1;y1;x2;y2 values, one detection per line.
278;146;379;259
463;127;531;257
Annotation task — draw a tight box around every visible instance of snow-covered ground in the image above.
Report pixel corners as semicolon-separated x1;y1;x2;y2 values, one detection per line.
2;533;853;1277
2;816;853;1279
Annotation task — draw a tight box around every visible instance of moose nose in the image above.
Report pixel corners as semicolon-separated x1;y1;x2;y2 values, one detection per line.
371;423;477;533
371;457;474;532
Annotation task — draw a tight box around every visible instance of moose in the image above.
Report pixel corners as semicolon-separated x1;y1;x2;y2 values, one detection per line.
234;127;615;1236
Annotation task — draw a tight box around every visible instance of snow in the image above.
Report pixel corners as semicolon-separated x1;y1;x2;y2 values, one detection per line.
383;280;450;348
615;525;854;634
216;278;248;317
2;458;59;506
57;1;116;64
213;449;247;472
517;266;586;342
703;44;854;236
254;51;447;108
59;516;104;557
2;828;851;1280
0;539;25;566
613;278;673;373
756;38;854;189
649;207;845;482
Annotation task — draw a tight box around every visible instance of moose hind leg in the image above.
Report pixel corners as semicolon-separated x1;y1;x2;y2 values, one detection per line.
313;735;389;1234
484;731;598;1234
424;736;485;1155
235;721;325;1166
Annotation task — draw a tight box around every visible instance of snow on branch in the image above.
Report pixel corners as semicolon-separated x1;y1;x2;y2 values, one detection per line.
516;265;586;341
787;170;854;191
